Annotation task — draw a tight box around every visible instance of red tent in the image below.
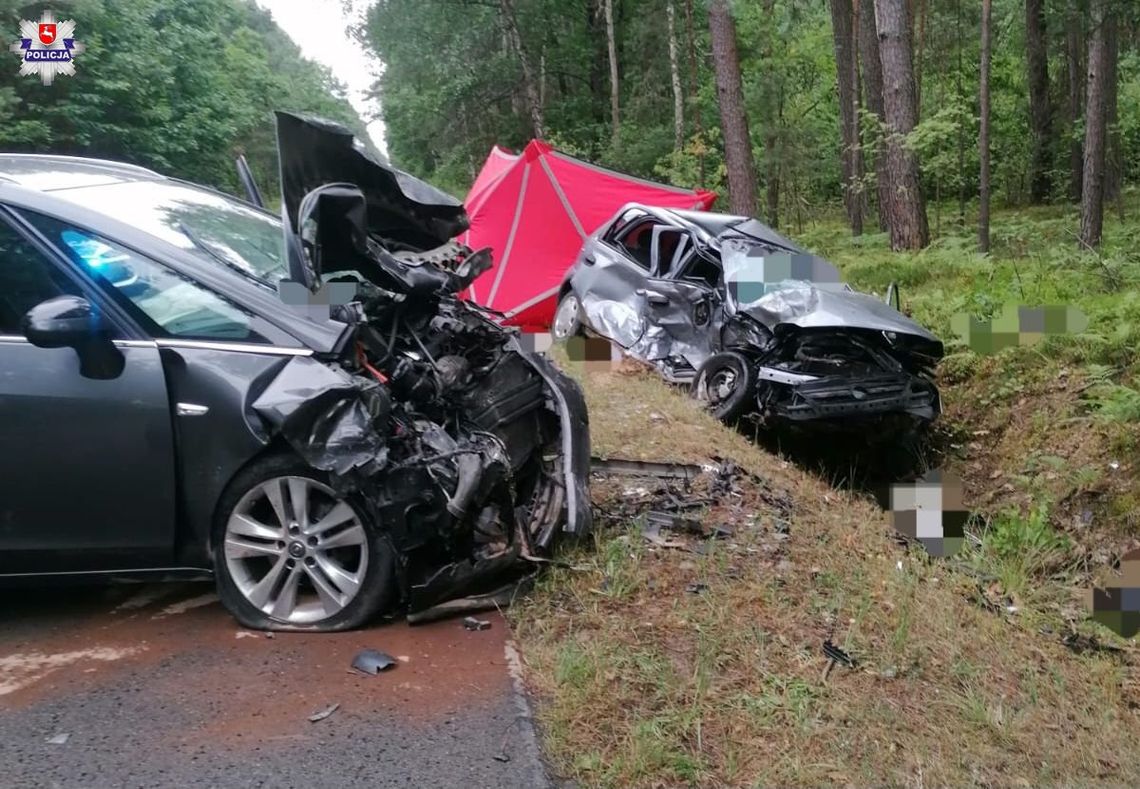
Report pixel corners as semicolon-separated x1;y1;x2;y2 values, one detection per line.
461;141;716;330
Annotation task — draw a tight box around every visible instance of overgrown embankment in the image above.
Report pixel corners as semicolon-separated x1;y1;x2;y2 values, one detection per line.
512;202;1140;788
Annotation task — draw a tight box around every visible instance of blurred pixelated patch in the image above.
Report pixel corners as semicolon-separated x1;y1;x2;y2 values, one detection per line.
278;280;358;306
950;304;1088;355
559;335;626;372
517;332;554;355
889;469;968;558
725;251;842;305
1088;548;1140;639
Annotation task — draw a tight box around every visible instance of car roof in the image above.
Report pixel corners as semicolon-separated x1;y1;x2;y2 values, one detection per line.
0;153;348;355
662;208;751;237
0;153;165;192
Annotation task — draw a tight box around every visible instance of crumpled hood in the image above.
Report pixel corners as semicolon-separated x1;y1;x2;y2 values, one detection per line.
741;281;940;343
275;111;468;252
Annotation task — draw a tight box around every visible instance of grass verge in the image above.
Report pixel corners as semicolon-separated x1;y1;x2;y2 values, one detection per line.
512;200;1140;787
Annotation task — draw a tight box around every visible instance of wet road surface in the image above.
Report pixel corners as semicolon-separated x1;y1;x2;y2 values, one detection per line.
0;582;548;788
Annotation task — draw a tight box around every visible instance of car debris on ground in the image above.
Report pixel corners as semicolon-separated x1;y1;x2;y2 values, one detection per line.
307;703;340;723
591;455;794;564
821;639;857;682
350;649;397;675
462;617;492;631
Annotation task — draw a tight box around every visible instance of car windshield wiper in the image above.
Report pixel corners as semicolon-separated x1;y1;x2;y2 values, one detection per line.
178;222;276;292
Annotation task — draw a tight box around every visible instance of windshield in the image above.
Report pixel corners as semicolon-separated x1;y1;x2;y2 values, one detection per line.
53;179;288;286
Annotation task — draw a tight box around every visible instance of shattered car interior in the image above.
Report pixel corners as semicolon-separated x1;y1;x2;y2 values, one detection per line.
553;203;943;430
252;113;593;625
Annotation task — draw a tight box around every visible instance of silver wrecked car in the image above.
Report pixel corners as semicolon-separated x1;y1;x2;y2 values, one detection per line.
553;203;943;429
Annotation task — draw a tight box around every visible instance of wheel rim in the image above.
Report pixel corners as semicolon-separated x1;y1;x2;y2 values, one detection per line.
697;364;739;407
552;295;579;339
709;367;738;404
224;476;369;625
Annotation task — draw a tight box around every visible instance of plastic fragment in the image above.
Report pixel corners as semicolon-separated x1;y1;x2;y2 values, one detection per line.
463;617;492;631
351;649;397;674
307;703;339;723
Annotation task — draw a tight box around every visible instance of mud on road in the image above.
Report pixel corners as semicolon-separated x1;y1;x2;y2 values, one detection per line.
0;582;548;788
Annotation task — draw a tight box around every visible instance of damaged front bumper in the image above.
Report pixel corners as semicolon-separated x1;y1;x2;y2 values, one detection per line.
767;371;941;423
249;298;591;617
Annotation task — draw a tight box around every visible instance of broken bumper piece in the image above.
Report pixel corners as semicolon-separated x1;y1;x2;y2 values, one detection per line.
772;373;940;422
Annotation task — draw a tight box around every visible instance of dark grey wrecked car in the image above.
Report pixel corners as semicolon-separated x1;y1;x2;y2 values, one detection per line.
553;203;942;429
0;112;589;631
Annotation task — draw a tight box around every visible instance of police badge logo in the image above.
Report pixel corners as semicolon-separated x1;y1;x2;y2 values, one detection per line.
10;10;85;86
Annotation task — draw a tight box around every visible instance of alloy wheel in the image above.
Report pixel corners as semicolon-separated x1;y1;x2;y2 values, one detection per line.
223;476;369;625
552;294;580;339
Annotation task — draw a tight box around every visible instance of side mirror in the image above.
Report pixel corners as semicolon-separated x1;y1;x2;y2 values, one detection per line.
22;296;124;380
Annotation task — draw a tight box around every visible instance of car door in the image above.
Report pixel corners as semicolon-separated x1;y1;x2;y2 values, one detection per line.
638;230;718;366
570;213;660;348
0;209;177;574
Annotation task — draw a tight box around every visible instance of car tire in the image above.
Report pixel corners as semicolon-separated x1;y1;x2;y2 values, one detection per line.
552;292;583;340
212;454;396;632
692;351;757;424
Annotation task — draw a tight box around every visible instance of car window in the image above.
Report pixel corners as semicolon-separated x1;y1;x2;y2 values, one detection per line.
615;219;654;270
45;179;288;286
604;208;647;242
651;227;691;277
680;254;720;288
24;213;272;343
0;215;82;335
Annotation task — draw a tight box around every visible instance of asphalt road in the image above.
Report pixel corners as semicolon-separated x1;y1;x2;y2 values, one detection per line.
0;582;550;788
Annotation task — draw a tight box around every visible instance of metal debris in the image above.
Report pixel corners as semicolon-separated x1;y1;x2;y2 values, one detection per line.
307;703;340;723
821;639;857;682
645;510;704;535
351;649;397;675
463;617;492;631
591;456;707;480
823;640;856;667
406;576;533;624
45;733;70;745
686;582;708;594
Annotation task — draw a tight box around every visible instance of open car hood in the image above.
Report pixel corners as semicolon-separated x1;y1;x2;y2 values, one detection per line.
740;281;941;344
275;112;469;286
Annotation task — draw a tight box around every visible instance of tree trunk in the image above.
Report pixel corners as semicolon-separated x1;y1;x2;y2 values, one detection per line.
1066;0;1084;202
761;0;779;228
603;0;620;149
1104;9;1121;206
1079;0;1110;248
858;0;890;231
499;0;545;138
683;0;705;185
586;2;607;125
956;0;966;223
874;0;929;250
915;0;926;109
979;0;992;252
666;0;684;152
708;0;758;216
765;128;780;228
830;0;864;235
1025;0;1052;203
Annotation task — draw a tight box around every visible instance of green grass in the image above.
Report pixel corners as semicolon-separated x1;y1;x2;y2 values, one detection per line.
798;196;1140;374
